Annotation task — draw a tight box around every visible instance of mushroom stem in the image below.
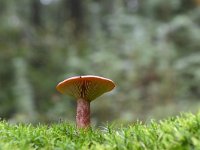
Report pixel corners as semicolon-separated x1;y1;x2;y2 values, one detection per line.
76;98;90;128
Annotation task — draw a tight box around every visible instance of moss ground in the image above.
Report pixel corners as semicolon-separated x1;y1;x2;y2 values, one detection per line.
0;112;200;150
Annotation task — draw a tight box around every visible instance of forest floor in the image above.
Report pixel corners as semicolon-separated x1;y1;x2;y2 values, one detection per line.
0;112;200;150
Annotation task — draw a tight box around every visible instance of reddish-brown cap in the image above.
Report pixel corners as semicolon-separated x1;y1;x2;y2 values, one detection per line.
56;75;115;101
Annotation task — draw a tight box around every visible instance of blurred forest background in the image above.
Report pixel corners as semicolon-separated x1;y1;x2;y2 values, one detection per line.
0;0;200;125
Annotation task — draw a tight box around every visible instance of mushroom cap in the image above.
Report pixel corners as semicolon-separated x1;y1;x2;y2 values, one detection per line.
56;75;115;101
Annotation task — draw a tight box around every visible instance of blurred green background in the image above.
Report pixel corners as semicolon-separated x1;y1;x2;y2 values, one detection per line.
0;0;200;125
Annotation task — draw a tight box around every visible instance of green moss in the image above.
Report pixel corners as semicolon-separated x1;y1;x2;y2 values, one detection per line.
0;112;200;150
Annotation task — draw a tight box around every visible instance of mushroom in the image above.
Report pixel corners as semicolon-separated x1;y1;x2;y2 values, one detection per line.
56;75;115;128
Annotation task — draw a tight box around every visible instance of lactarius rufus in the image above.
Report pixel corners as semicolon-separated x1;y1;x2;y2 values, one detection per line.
56;75;115;128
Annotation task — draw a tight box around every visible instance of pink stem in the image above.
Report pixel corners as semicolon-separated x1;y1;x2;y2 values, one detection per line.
76;98;90;128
